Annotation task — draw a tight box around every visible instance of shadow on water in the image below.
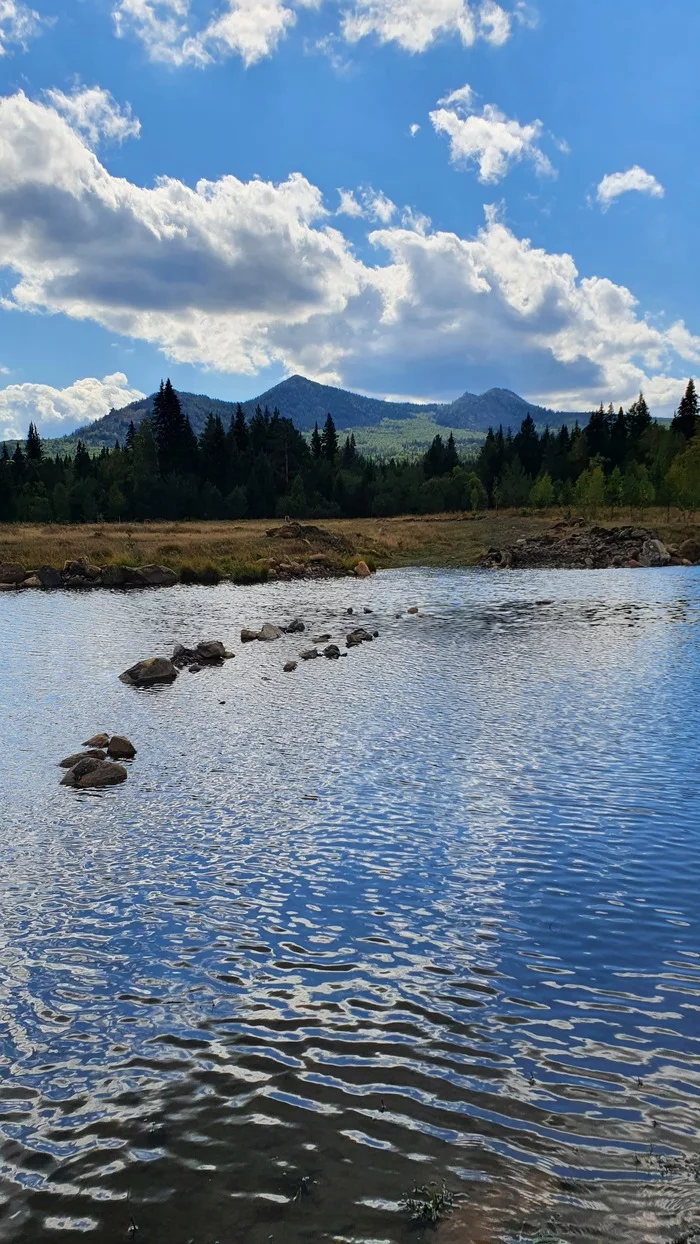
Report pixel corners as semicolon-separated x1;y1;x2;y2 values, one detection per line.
0;566;699;1242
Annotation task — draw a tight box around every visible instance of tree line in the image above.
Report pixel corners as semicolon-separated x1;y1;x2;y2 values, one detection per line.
1;377;700;524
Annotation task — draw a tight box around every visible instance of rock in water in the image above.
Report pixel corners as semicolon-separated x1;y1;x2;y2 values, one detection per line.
258;623;283;641
196;640;228;662
119;657;178;686
323;644;341;659
59;750;107;768
240;629;258;643
83;734;110;748
312;634;331;644
107;736;136;759
61;757;105;786
77;762;128;788
407;606;419;615
284;619;305;634
639;539;671;568
283;660;298;672
300;648;319;660
346;628;374;647
354;561;371;578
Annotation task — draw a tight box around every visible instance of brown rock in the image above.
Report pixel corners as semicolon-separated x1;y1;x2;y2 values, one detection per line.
679;538;700;563
107;735;136;759
22;575;42;588
101;565;127;588
323;644;341;659
241;629;259;643
407;606;419;614
312;633;331;644
139;564;178;587
0;562;26;584
76;762;128;788
283;660;298;672
59;750;107;768
119;657;178;686
196;640;228;662
354;561;371;578
83;734;110;748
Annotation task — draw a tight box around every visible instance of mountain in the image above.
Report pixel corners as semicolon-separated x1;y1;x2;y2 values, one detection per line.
45;374;579;453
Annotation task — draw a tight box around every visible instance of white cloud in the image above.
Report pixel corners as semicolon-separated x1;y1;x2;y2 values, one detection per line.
0;90;697;416
45;86;141;148
113;0;295;67
409;122;420;137
336;185;396;222
0;0;42;54
341;0;512;52
596;165;665;210
430;83;555;183
0;373;145;438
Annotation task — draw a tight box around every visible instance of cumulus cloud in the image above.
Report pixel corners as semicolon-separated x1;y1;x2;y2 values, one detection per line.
430;83;555;183
0;373;145;439
112;0;517;64
337;185;396;222
0;90;697;415
113;0;296;67
409;122;420;137
45;85;141;148
0;0;42;54
596;165;665;210
341;0;512;52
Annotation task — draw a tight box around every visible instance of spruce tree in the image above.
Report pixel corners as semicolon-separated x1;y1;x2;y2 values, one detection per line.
125;420;137;453
671;379;699;439
321;413;338;462
626;393;651;440
26;421;43;462
233;404;248;451
311;422;322;459
444;432;459;472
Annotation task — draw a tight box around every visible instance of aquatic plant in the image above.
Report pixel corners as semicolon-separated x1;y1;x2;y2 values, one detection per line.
401;1180;454;1225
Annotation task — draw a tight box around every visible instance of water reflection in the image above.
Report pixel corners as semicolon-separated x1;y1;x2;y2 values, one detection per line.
0;567;698;1242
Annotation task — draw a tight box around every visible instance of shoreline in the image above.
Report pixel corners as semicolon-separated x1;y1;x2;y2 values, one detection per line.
1;510;699;590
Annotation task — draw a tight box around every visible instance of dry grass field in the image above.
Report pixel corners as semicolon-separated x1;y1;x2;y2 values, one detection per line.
1;509;698;580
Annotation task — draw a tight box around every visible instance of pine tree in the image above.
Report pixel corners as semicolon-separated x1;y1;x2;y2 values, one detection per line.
444;432;459;472
311;422;323;459
125;420;137;453
232;404;248;451
26;421;43;462
671;379;699;440
626;392;651;440
321;413;338;462
152;379;189;475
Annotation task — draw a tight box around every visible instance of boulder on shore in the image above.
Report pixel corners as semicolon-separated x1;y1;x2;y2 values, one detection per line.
354;560;371;578
679;537;700;563
119;657;178;686
36;566;63;589
639;538;671;568
139;564;178;587
478;522;673;571
0;562;26;584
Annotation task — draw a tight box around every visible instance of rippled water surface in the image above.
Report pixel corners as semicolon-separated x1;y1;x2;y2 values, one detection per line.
1;567;699;1244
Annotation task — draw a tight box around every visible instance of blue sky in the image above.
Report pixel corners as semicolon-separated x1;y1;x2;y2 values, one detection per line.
1;0;699;436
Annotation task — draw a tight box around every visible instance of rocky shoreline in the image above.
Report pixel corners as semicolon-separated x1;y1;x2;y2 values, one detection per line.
478;520;700;571
0;522;374;592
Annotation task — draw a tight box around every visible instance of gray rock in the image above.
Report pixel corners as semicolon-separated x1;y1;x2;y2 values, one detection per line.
323;644;341;659
258;623;283;641
139;564;178;587
196;640;228;662
346;628;373;648
300;648;319;660
283;660;298;672
284;619;305;634
172;643;198;667
312;633;331;644
0;562;26;584
241;629;259;643
63;575;98;590
679;538;700;563
36;565;62;589
119;657;178;686
639;538;671;568
22;575;42;588
107;735;136;759
101;565;127;588
122;567;148;588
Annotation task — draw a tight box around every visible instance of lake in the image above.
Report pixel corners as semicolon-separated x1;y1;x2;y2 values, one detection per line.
1;567;699;1244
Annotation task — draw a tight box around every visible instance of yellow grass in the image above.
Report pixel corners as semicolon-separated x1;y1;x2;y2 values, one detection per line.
0;509;698;578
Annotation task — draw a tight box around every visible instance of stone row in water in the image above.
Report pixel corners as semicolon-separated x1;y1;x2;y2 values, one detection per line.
59;734;136;789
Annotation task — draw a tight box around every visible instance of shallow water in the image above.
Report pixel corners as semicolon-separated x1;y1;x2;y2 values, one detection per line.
0;567;699;1244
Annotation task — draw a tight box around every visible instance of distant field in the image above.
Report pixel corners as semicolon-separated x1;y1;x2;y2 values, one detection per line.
341;414;485;457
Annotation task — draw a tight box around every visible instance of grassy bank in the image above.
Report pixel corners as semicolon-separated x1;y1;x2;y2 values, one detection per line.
1;509;699;582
